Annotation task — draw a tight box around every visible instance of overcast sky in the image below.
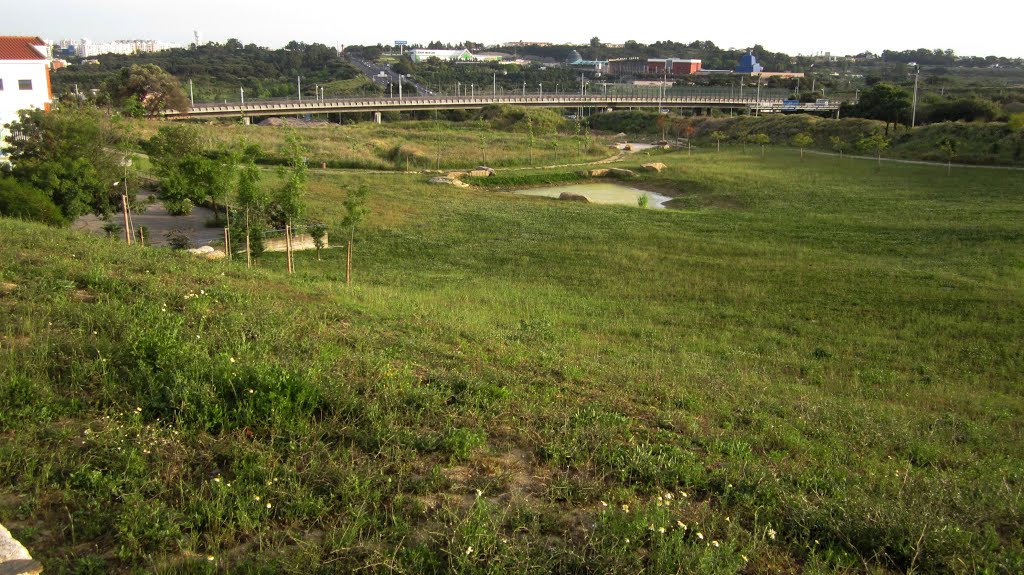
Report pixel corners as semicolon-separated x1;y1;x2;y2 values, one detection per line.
7;0;1020;58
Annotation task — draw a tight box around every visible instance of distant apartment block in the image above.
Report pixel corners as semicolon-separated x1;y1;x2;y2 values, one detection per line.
56;38;183;58
0;36;52;151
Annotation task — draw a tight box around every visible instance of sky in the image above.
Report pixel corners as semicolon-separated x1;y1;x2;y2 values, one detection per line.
7;0;1021;59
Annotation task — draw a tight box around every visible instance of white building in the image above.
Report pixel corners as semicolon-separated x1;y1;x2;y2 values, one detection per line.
409;49;475;63
0;36;52;151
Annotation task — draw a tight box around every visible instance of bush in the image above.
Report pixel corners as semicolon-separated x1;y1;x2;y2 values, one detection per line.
0;177;66;226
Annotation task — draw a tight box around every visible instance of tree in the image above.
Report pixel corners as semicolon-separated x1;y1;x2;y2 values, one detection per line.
853;83;911;134
748;133;770;159
590;37;602;48
234;143;266;268
857;132;890;169
103;64;190;116
307;221;328;262
1007;112;1024;132
4;104;128;220
937;137;958;176
829;135;849;159
710;130;726;152
791;133;813;160
147;124;205;214
275;133;308;274
340;186;370;285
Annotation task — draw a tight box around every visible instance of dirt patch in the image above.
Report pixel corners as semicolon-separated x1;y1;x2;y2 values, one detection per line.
71;289;97;304
0;283;17;296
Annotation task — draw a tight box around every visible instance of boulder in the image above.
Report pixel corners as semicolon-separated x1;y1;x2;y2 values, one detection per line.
558;192;589;203
428;177;470;188
467;170;492;178
578;169;610;178
1;523;42;575
608;168;637;179
641;163;668;173
186;246;215;255
474;166;496;176
445;171;469;179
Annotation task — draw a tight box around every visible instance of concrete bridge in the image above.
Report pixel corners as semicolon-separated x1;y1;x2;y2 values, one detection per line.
163;94;840;122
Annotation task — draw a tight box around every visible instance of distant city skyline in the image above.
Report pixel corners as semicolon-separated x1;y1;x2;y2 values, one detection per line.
7;0;1022;59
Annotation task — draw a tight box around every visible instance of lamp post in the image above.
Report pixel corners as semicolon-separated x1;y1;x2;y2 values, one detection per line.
189;79;194;106
399;74;403;100
471;84;475;97
539;83;542;97
523;81;526;96
456;81;460;97
911;63;920;128
493;72;497;96
297;76;301;102
755;74;761;116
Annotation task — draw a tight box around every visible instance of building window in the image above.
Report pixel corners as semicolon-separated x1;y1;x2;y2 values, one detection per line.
19;79;32;90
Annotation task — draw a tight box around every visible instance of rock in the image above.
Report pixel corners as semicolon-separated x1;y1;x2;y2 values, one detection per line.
186;246;215;255
428;177;470;188
558;192;589;203
474;166;496;176
467;170;491;178
608;168;637;179
445;171;469;179
578;169;610;178
615;133;627;139
641;163;668;173
0;523;42;575
205;250;226;260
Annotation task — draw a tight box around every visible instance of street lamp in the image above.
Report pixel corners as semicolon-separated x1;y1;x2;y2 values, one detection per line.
240;87;245;106
910;63;920;128
523;81;526;96
539;83;542;97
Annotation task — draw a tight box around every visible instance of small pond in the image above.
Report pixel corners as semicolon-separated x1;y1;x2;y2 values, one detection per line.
511;183;673;209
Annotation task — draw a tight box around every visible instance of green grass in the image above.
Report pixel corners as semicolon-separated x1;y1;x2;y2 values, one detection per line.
2;148;1023;573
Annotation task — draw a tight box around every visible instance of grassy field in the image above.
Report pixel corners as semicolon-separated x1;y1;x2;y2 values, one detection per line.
2;147;1023;573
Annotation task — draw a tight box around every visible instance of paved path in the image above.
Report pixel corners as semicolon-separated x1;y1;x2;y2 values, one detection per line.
73;192;224;247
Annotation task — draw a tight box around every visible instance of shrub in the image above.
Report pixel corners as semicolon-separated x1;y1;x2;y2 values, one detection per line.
0;177;66;226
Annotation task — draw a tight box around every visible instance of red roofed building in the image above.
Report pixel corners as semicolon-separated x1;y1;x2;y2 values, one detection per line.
1;36;53;151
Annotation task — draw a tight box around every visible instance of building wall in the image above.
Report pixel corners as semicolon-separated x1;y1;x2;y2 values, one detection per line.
0;60;51;149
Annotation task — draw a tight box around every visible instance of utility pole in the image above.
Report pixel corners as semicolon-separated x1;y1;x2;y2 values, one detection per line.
297;76;301;102
189;79;194;106
240;87;244;105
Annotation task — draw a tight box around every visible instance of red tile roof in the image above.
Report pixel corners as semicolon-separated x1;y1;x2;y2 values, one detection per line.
0;36;48;61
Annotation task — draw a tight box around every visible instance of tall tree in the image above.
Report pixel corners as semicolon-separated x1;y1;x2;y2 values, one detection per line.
853;83;911;134
4;104;128;220
103;64;191;116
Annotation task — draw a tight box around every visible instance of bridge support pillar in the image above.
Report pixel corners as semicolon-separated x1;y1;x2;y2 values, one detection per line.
374;112;382;124
242;116;250;126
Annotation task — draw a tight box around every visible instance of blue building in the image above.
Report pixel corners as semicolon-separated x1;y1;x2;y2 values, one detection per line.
734;51;764;74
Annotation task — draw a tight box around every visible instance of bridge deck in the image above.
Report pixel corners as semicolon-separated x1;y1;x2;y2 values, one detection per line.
164;95;839;119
